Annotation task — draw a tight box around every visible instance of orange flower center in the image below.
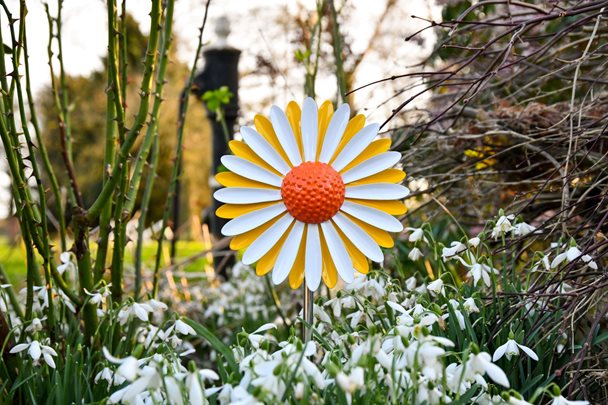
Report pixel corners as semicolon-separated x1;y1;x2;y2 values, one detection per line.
281;162;345;224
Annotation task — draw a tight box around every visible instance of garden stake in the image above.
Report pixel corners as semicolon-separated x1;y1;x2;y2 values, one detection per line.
302;286;314;342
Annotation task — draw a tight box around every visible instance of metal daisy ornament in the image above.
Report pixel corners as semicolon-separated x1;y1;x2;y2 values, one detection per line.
214;98;409;338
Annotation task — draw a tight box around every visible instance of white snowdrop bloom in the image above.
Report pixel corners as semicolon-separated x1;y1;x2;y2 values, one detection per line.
551;395;589;405
463;297;480;313
551;246;583;269
581;254;598;270
408;247;424;261
215;99;408;291
458;256;498;287
427;279;445;296
512;222;536;237
25;317;45;333
493;338;538;361
405;227;425;243
56;289;77;313
56;251;74;275
294;382;305;400
442;241;466;261
146;299;168;312
108;365;161;404
405;340;446;380
84;288;105;306
95;367;126;387
491;214;514;239
466;352;510;387
445;299;466;330
9;340;58;368
185;369;219;404
131;302;154;322
468;237;481;248
247;323;277;349
174;319;196;336
336;367;365;394
508;395;534;405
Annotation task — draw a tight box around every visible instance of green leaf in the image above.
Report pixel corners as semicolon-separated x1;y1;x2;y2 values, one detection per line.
183;318;238;374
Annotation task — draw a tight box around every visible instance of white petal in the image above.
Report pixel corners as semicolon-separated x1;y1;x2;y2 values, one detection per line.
301;97;318;162
332;212;383;262
28;341;41;361
483;360;510;387
340;201;403;232
320;221;354;283
492;342;508;362
43;353;56;368
9;343;29;354
240;126;291;175
214;188;281;204
221;204;286;236
270;105;302;166
221;155;283;187
341;151;401;184
251;323;277;335
272;221;305;285
517;343;539;361
305;224;322;291
242;214;294;264
345;184;410;200
331;124;379;172
60;252;71;263
319;103;350;163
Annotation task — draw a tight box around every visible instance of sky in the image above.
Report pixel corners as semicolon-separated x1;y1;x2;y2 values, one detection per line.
0;0;440;218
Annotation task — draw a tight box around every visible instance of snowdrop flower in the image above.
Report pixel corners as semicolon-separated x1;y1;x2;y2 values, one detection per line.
442;241;466;261
186;369;220;404
468;237;481;248
466;352;510;387
408;247;423;261
174;319;196;336
581;254;598;270
119;302;154;324
551;395;589;405
512;222;536;237
459;256;498;288
248;323;277;349
551;245;583;269
56;252;74;274
146;299;168;312
445;299;466;330
102;347;140;381
10;340;58;368
491;214;514;239
95;367;126;387
493;338;538;361
406;227;426;243
25;317;45;333
427;279;445;296
463;297;480;313
336;367;365;394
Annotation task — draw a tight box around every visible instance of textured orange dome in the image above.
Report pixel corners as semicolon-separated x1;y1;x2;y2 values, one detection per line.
281;162;345;224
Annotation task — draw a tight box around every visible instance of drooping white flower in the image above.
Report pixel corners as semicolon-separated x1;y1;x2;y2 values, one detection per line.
442;241;466;261
25;317;45;333
427;279;445;296
492;338;538;361
491;214;514;239
10;340;58;368
406;227;426;243
466;352;510;387
551;245;584;269
174;319;196;336
336;367;365;394
581;254;598;270
468;237;480;248
57;251;74;275
551;395;589;405
512;222;536;237
463;297;480;313
408;247;423;261
458;256;498;287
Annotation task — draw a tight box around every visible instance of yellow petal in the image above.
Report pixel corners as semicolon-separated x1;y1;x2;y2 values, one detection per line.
286;101;304;159
316;100;334;161
343;212;394;248
216;202;278;219
347;169;405;186
340;138;392;173
215;172;277;190
346;199;407;216
229;140;282;176
256;226;292;276
230;215;282;250
319;228;338;288
254;114;292;167
288;229;307;289
331;114;366;162
333;221;369;275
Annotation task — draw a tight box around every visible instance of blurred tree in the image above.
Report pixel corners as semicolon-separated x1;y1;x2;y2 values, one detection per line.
39;14;211;237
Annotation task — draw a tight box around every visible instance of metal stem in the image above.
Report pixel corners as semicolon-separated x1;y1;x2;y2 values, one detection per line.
302;286;314;342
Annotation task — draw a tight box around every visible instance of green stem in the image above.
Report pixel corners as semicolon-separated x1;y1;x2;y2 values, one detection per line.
328;0;347;104
152;0;211;297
